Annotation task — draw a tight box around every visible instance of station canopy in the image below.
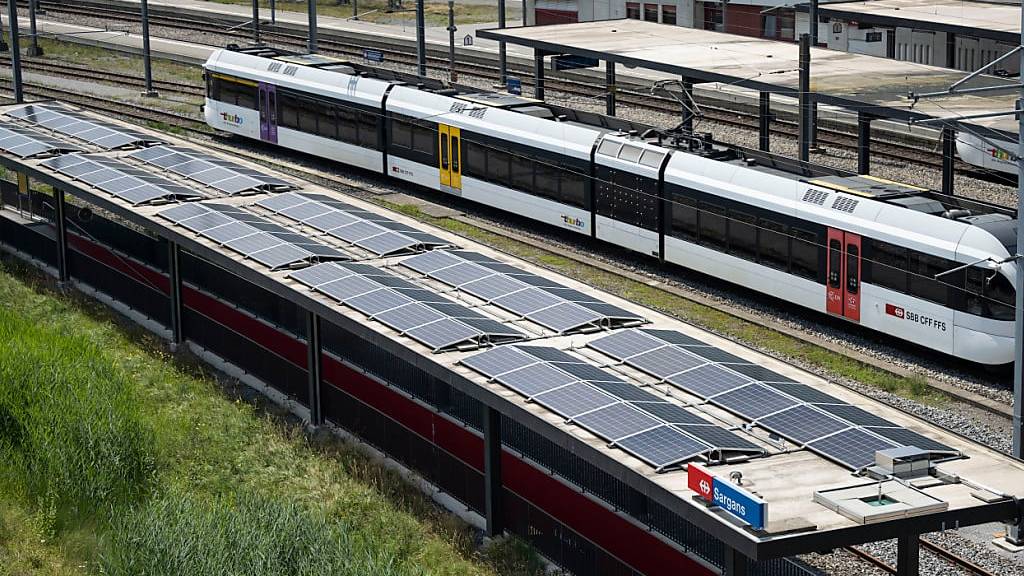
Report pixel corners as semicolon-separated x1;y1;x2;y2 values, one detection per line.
477;19;1019;139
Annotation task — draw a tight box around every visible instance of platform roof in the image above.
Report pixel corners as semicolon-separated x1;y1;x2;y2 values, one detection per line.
2;102;1022;561
477;19;1019;139
805;0;1020;45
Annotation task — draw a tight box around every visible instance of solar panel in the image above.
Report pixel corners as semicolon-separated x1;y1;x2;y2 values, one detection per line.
0;121;81;158
667;364;753;398
815;404;894;427
499;363;579;397
711;384;799;420
681;425;763;453
402;250;646;333
764;382;841;405
639;328;706;346
158;203;347;269
517;346;582;363
7;103;162;149
573;402;661;441
460;346;535;378
726;363;798;383
532;383;618;419
128;145;296;194
289;263;523;351
864;426;957;454
758;404;851;445
256;192;452;256
630;401;707;425
616;426;711;470
590;380;659;402
40;153;203;205
586;329;663;359
628;346;707;379
808;428;899;469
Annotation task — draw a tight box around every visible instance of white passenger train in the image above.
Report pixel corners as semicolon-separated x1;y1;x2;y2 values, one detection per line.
956;132;1019;178
203;47;1018;364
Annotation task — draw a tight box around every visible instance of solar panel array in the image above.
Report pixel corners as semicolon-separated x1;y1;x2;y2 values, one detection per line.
129;145;297;195
462;345;763;471
158;203;349;269
40;153;204;205
256;192;452;256
402;250;646;334
7;103;162;150
290;262;524;352
588;329;959;469
0;121;81;158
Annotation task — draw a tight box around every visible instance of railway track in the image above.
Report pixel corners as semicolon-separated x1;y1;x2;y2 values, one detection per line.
32;0;1016;189
846;539;1000;576
0;56;204;97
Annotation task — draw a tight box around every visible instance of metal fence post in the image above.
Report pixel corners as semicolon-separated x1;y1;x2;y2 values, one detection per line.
27;0;42;56
416;0;426;77
308;0;318;52
141;0;159;97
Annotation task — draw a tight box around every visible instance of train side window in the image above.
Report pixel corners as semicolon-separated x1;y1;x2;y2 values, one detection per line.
758;218;788;270
207;75;220;100
298;100;318;134
338;106;358;143
464;140;486;178
510;153;534;191
908;251;949;305
392;119;413;149
870;240;907;293
234;83;257;110
413;123;436;156
560;168;586;208
487;149;510;186
698;202;727;249
965;266;986;316
278;93;299;129
639;177;659;231
535;161;559;201
791;228;819;280
986;272;1015;321
729;210;757;260
670;193;698;240
828;239;842;289
317;102;336;139
358;112;378;148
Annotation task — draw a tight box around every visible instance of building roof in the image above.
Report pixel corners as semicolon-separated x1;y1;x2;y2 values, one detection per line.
807;0;1021;44
2;102;1022;560
477;19;1020;139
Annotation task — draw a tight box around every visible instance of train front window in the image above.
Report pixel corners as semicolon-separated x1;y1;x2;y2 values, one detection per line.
987;272;1015;321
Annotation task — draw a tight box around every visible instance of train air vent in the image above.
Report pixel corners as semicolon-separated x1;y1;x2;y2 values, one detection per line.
832;196;859;213
283;66;299;76
469;108;487;119
450;102;467;113
802;189;829;205
268;62;283;73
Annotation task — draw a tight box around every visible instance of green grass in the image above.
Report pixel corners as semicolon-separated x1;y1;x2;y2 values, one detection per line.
380;201;946;406
211;0;521;27
0;259;544;575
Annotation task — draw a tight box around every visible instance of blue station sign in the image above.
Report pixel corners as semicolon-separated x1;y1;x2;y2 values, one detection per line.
506;77;522;95
363;49;384;63
688;464;767;530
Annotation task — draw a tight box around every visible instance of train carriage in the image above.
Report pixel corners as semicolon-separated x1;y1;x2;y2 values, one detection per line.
202;46;1018;365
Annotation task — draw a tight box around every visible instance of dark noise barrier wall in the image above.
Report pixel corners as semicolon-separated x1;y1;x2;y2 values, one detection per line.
0;183;813;576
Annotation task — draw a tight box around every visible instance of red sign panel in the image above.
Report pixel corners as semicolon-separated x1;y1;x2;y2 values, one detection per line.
688;463;714;502
885;303;905;319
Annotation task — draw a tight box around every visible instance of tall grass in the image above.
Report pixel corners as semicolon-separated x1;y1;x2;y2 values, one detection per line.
0;306;156;532
101;489;412;576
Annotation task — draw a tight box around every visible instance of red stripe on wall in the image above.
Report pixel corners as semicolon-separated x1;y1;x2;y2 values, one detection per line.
68;232;169;293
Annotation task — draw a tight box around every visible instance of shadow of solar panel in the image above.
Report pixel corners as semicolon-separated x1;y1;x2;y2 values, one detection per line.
289;263;350;287
639;329;706;346
815;404;893;427
298;243;346;259
589;380;657;402
577;302;644;321
629;346;706;378
587;329;663;359
863;427;956;454
713;384;799;419
376;303;446;331
540;287;602;303
460;318;521;338
573;402;660;440
395;287;444;302
402;250;463;274
682;346;748;364
450;250;496;262
517;347;582;363
318;274;381;301
423;302;486;318
404;318;481;351
250;243;311;269
765;382;841;405
758;405;850;445
347;289;412;315
725;363;798;383
461;346;535;378
680;425;762;453
616;426;710;469
508;273;562;288
371;274;430;291
553;361;622;382
666;363;751;398
808;428;898;469
533;383;618;419
629;401;707;425
497;363;579;397
402;231;449;247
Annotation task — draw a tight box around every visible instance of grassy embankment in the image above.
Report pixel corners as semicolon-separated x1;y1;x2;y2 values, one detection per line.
210;0;522;27
0;260;545;576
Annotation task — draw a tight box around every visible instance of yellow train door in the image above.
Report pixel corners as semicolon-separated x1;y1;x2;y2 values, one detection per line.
438;124;462;192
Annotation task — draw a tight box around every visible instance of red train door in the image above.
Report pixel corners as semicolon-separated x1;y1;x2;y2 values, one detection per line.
826;228;861;321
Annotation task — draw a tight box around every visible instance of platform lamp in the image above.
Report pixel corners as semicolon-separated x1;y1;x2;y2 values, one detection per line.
6;0;22;103
140;0;159;97
416;0;426;77
27;0;42;57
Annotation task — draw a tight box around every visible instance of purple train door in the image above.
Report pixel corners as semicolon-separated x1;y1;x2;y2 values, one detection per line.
258;82;278;143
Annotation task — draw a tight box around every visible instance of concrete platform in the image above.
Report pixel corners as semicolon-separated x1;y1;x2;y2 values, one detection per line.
812;0;1021;44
